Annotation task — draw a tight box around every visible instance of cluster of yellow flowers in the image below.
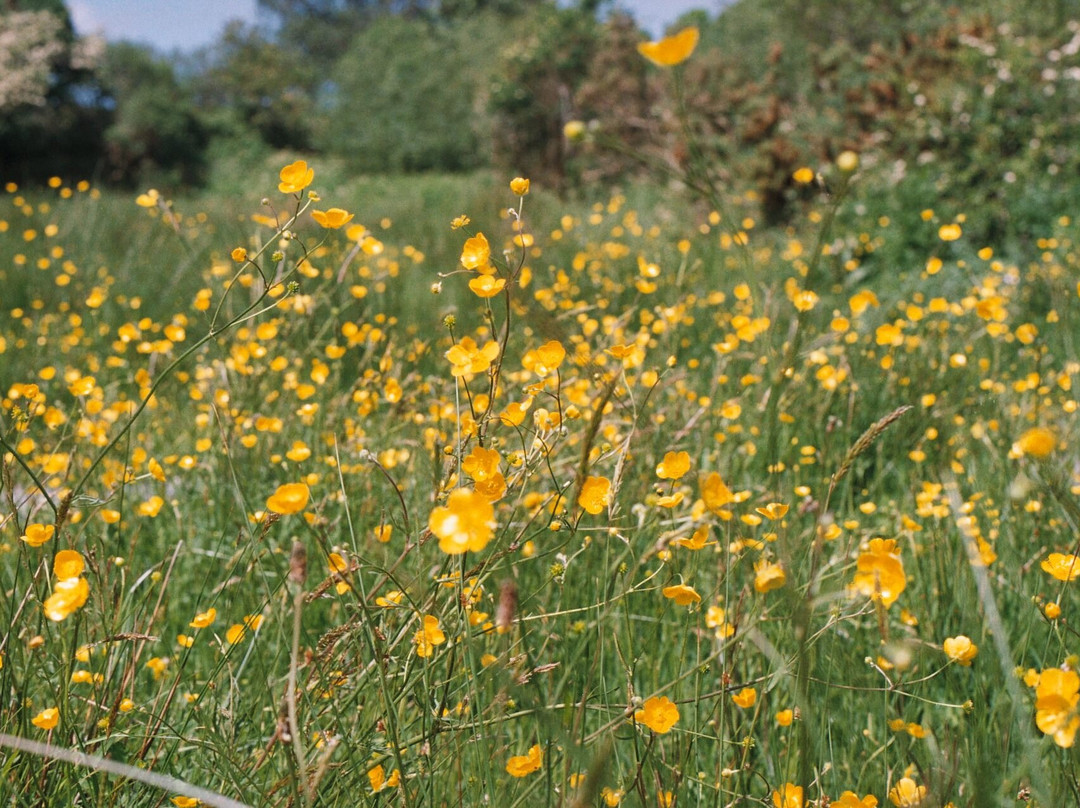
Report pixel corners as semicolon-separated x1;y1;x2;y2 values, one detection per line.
3;23;1080;800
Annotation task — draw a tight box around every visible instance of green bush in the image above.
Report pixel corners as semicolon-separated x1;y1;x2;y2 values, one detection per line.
100;43;208;187
322;14;501;173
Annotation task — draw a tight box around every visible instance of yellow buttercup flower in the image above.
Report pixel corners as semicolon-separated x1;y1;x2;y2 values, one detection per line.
460;232;491;270
468;273;506;298
756;502;789;520
850;538;906;607
31;707;59;730
656;450;691;480
731;687;757;708
522;340;566;377
662;584;701;606
135;189;159;207
754;559;786;593
943;635;978;666
461;445;501;482
446;337;499;378
600;787;623;806
701;472;735;513
1040;553;1080;582
674;526;714;550
637;26;699;67
705;604;735;638
266;482;310;515
428;488;496;554
506;743;543;776
938;223;962;242
772;783;803;808
1014;427;1056;458
189;607;216;629
311;208;354;229
634;695;679;733
278;160;314;194
510;177;530;196
833;792;878;808
1035;667;1080;747
564;120;586;140
368;764;401;792
578;476;612;515
21;523;54;547
888;777;927;807
43;577;89;622
53;549;84;580
414;614;446;658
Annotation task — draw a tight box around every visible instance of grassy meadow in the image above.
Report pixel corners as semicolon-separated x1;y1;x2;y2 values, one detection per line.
2;60;1080;808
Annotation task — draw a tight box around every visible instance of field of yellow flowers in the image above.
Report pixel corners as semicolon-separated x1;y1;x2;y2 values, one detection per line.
3;28;1080;808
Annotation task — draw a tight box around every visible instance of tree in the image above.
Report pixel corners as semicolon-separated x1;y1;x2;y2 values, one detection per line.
0;0;108;181
488;1;600;187
257;0;434;63
191;22;317;151
257;0;527;65
0;8;66;110
99;43;208;186
322;13;498;172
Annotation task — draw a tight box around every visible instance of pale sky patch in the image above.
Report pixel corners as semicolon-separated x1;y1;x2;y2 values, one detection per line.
68;0;724;51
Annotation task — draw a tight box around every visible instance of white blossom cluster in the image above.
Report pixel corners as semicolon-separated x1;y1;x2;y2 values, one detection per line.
0;10;102;111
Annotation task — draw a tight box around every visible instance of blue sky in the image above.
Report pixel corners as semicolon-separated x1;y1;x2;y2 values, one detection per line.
68;0;718;52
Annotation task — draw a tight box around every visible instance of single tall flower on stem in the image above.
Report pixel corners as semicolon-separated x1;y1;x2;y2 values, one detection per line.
278;160;314;194
637;27;699;67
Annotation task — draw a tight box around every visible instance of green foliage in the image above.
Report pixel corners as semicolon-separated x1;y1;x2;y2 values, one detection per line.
3;149;1080;805
258;0;527;69
0;3;108;181
321;14;499;173
568;12;654;184
99;43;208;187
565;0;1080;235
9;1;1080;805
488;1;600;186
191;23;318;152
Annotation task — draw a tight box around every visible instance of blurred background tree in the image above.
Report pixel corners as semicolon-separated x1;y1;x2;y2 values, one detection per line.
100;43;208;186
321;12;502;173
192;22;317;152
487;2;601;188
0;0;108;181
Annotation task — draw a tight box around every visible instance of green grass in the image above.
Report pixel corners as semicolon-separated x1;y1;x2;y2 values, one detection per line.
0;155;1078;808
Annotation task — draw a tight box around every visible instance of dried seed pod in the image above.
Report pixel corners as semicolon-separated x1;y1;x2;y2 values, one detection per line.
289;541;307;585
496;579;517;634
